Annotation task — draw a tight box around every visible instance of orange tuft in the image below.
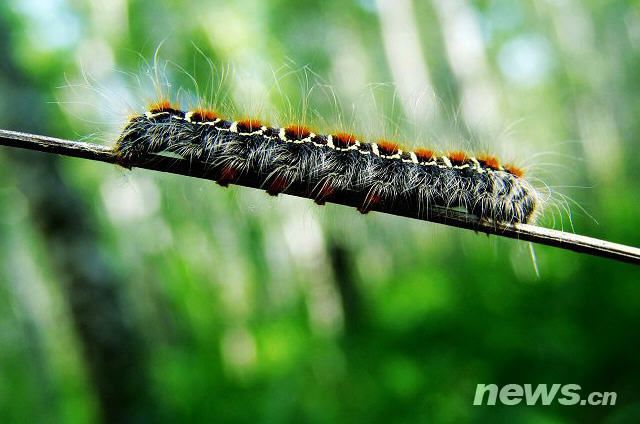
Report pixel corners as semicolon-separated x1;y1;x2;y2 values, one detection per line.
190;108;219;122
149;100;180;114
284;124;312;140
477;154;501;170
447;150;469;165
332;132;358;147
503;163;525;178
414;148;435;162
236;118;263;132
376;139;401;155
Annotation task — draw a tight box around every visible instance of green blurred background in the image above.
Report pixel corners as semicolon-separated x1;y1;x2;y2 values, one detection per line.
1;0;639;423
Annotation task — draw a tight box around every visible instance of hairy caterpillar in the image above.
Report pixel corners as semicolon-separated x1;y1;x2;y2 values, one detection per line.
114;100;541;224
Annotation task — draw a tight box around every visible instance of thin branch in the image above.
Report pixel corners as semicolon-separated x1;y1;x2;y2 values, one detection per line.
1;128;639;265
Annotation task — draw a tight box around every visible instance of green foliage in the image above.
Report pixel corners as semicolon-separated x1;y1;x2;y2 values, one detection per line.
0;0;639;422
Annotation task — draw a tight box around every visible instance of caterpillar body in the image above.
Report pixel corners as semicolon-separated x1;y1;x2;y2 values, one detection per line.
115;101;540;224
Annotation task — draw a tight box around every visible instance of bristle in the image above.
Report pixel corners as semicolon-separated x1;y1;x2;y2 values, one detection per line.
314;185;335;205
332;132;358;149
376;139;401;156
447;150;468;165
236;119;263;133
313;134;328;146
190;109;219;122
149;100;181;114
214;120;232;130
217;165;239;187
504;163;525;178
263;127;280;138
266;175;289;196
477;154;501;171
358;193;382;214
414;148;435;162
284;125;312;140
117;101;541;224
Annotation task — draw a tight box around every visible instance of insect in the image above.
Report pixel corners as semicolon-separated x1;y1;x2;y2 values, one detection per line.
115;99;540;224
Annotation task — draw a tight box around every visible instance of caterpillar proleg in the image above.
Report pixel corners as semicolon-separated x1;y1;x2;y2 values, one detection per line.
115;100;541;224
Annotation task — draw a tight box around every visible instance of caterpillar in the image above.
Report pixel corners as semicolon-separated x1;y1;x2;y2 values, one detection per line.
115;100;541;224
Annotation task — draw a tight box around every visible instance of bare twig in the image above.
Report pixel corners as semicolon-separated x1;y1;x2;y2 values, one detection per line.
1;128;639;265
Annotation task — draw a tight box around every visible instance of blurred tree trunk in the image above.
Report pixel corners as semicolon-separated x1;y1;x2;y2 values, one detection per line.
0;11;155;424
328;238;366;337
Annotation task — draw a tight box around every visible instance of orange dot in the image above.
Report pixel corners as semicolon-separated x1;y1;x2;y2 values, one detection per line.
149;100;180;114
376;139;401;155
332;132;358;148
447;150;469;165
504;163;525;178
236;118;263;132
477;154;501;170
284;125;312;140
190;108;219;122
414;148;435;162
